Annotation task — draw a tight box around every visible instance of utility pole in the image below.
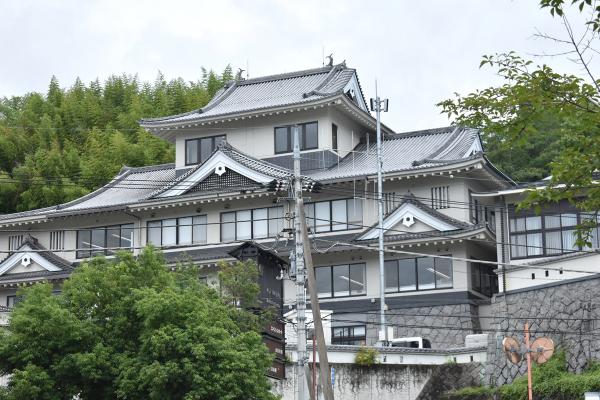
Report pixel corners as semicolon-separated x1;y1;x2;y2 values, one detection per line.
293;125;308;400
370;82;389;345
291;125;334;400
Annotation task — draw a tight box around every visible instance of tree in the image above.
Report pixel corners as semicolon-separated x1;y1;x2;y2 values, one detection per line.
438;0;600;244
0;248;277;400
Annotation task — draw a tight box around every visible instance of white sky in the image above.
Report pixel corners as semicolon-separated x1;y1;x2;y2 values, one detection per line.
0;0;593;132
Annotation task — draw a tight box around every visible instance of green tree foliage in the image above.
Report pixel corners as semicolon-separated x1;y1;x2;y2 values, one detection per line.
0;248;277;400
0;67;233;213
438;1;600;243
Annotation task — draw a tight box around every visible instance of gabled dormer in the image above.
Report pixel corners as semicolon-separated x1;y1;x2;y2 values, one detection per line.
139;63;393;172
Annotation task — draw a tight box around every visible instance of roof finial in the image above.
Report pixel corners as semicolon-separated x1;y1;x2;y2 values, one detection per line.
326;53;333;67
236;68;245;81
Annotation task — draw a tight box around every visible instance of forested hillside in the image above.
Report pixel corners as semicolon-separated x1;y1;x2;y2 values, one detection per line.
0;67;233;213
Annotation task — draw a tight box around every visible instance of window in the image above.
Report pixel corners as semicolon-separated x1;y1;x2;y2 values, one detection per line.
431;186;450;209
304;198;363;232
273;121;318;154
471;262;499;297
385;256;453;293
49;230;65;250
6;295;22;308
147;216;207;247
332;123;338;152
469;192;496;232
383;192;398;215
8;235;23;251
509;207;599;259
76;224;134;258
185;135;226;165
220;206;284;241
332;325;366;345
315;263;366;298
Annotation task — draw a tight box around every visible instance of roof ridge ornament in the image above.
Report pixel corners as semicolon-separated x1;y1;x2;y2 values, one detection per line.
236;68;246;81
326;53;333;67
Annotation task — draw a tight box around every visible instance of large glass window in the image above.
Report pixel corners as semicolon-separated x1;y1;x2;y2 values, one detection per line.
146;216;207;247
385;256;453;293
315;263;366;298
332;325;366;346
509;206;599;259
273;121;318;154
220;206;284;241
304;198;363;233
76;224;134;258
185;135;226;165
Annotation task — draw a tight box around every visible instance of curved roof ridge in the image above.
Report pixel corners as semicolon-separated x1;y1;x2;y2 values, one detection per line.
385;126;457;140
421;126;464;160
303;64;347;98
237;64;338;86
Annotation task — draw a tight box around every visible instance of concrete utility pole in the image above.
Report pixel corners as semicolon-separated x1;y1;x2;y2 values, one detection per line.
293;126;308;400
370;83;389;345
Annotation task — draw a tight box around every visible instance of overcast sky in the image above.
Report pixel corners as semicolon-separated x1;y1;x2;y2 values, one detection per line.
0;0;592;132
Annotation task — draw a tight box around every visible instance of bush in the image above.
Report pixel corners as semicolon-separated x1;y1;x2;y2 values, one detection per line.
354;347;379;366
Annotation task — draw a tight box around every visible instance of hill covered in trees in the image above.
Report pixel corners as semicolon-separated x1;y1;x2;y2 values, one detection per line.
0;67;233;213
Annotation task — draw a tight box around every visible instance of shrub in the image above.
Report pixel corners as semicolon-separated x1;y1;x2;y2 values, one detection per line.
354;346;379;366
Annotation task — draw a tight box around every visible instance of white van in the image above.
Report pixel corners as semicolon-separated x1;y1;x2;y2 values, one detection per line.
389;337;431;349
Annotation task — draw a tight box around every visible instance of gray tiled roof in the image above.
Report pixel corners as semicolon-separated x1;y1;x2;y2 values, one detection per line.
307;126;483;182
139;64;363;127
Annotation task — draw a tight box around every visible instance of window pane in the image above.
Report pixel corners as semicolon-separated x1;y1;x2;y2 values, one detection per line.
544;214;561;229
186;139;198;164
315;202;330;232
349;264;366;295
331;199;347;231
252;208;268;239
332;264;350;297
545;231;562;255
193;216;207;244
509;218;516;232
275;127;289;153
91;228;105;256
147;221;162;245
332;123;338;151
221;212;236;241
435;258;453;288
398;258;416;291
200;137;213;163
385;260;399;292
526;216;541;230
305;203;315;231
236;210;252;240
304;122;318;149
162;219;177;246
561;213;578;227
417;257;435;290
77;229;91;258
347;199;363;228
268;207;284;237
120;224;133;249
562;229;577;251
514;217;526;232
178;217;193;245
527;233;543;256
511;234;527;258
316;267;331;298
106;226;120;254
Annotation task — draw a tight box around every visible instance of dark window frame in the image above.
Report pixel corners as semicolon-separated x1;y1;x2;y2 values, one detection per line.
219;206;284;241
273;121;319;154
146;215;208;246
184;135;226;166
332;123;338;152
384;256;453;293
331;325;366;345
470;261;499;297
304;198;363;233
314;263;367;299
508;205;600;259
76;224;134;259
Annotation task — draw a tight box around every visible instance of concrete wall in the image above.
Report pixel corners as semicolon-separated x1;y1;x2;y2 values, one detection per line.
271;362;485;400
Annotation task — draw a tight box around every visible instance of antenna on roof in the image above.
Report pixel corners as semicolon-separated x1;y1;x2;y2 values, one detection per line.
246;59;249;78
322;46;325;67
